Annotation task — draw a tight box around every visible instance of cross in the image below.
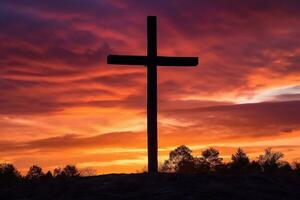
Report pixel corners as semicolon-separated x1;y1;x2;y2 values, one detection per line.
107;16;198;173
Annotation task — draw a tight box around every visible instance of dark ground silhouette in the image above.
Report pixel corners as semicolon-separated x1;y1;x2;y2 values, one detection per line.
1;146;300;199
2;173;300;200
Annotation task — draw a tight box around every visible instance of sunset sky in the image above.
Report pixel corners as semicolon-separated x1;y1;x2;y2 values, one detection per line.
1;0;300;174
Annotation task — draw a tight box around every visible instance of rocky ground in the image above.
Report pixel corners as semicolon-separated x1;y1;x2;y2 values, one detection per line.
1;173;300;200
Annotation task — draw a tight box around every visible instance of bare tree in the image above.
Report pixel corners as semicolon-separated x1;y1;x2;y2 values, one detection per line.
80;167;97;176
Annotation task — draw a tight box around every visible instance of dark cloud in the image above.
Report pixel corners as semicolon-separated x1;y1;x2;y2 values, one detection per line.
162;100;300;136
88;72;145;88
0;94;65;115
0;75;144;114
3;0;121;18
1;0;300;102
0;131;146;153
1;44;110;68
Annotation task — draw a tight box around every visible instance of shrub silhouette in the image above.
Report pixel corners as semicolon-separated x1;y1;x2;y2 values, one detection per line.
258;148;284;173
25;165;44;180
0;163;21;187
230;148;250;172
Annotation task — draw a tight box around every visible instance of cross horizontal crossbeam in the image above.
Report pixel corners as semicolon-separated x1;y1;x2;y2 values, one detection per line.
107;55;198;66
107;16;198;173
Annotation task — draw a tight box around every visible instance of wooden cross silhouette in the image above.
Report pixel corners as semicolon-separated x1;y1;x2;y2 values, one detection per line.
107;16;198;173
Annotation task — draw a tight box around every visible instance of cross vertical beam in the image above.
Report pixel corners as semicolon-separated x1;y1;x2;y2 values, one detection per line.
147;16;158;173
107;16;198;174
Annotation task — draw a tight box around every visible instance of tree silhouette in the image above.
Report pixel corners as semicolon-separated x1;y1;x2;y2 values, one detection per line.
258;148;284;173
41;170;53;181
159;146;293;174
177;159;195;173
193;157;210;173
160;160;172;172
0;146;293;182
248;161;261;173
63;165;80;177
25;165;44;180
0;163;21;187
161;147;225;173
53;165;79;178
201;147;223;170
230;148;250;172
53;167;64;178
161;145;194;172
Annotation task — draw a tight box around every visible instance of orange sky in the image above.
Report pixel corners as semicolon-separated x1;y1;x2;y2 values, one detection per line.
1;0;300;174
